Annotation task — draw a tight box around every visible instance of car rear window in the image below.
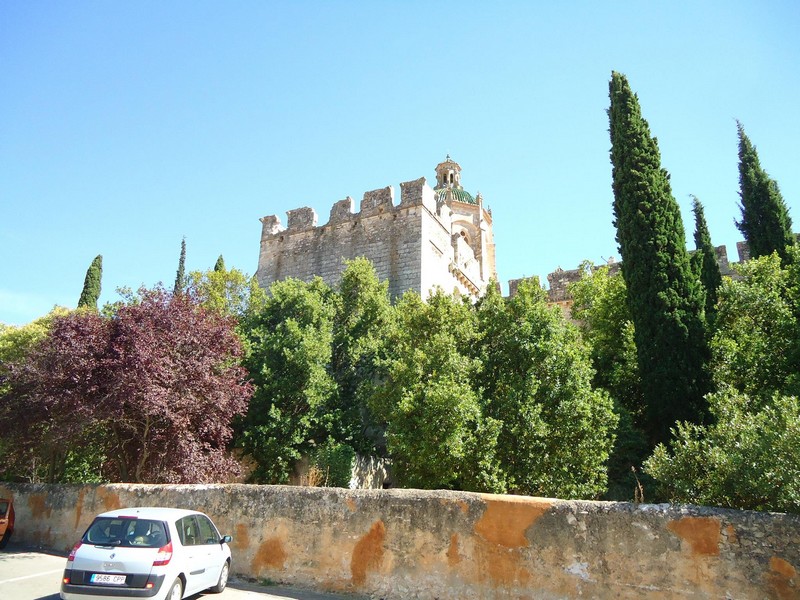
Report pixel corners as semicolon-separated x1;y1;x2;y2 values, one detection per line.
0;501;8;517
84;518;168;548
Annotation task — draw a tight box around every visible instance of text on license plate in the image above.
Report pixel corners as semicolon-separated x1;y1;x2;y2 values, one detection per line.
91;573;127;585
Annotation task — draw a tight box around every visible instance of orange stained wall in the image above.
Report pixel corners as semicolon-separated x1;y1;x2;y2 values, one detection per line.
1;483;798;600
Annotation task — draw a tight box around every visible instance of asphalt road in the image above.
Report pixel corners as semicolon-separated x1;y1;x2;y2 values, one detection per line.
0;545;357;600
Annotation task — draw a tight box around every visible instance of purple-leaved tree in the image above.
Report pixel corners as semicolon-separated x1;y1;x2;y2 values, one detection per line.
8;287;251;483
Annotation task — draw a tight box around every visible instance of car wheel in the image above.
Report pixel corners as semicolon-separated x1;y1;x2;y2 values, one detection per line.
0;532;10;549
166;578;183;600
210;560;230;593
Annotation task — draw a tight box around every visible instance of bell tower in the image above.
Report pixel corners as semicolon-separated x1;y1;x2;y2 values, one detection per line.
435;154;463;189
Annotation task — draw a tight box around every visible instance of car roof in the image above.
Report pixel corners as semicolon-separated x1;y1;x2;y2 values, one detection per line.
95;507;207;521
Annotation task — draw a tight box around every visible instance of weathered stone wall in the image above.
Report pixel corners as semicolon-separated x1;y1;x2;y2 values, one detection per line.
2;483;797;599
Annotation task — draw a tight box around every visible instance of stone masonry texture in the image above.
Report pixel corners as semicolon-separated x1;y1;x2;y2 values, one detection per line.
3;483;798;599
257;176;496;301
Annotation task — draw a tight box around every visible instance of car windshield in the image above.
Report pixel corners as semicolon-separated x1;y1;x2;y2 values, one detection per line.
84;517;168;548
0;501;7;517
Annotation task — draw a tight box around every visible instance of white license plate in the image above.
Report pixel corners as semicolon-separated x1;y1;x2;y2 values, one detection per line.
91;573;127;585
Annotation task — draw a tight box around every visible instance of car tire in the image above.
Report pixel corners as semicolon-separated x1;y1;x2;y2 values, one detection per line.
210;560;230;593
166;577;183;600
0;532;10;549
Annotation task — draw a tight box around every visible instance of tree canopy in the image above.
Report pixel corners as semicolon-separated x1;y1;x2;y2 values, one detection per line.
3;287;250;483
373;289;503;492
239;277;337;484
476;279;617;498
187;265;266;320
237;270;618;497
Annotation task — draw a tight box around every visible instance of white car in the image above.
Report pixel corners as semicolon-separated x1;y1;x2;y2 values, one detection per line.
60;507;232;600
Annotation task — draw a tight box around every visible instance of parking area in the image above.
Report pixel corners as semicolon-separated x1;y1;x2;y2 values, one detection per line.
0;546;356;600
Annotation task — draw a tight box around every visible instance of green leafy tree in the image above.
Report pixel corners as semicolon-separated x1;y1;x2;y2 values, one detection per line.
372;290;504;492
77;255;103;309
645;391;800;513
239;277;337;483
691;197;722;324
173;237;187;295
187;266;266;320
608;71;711;445
475;279;617;499
328;258;394;456
0;308;69;384
645;247;800;512
568;265;648;500
709;251;800;406
569;264;642;413
735;121;795;263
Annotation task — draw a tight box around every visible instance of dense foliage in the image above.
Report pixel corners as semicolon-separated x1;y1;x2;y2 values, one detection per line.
77;255;103;310
645;251;800;512
568;265;649;499
476;280;618;498
236;264;618;498
736;122;795;263
608;71;711;445
214;255;226;272
238;277;337;484
373;290;503;492
645;391;800;513
1;288;250;483
328;258;393;456
187;264;266;320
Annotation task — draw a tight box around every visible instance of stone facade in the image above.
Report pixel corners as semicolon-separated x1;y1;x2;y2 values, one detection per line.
257;157;497;300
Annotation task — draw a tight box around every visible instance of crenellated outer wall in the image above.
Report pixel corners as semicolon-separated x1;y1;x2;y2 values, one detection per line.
2;483;798;599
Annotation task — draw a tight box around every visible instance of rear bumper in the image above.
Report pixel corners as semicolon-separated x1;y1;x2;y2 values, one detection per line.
61;570;165;598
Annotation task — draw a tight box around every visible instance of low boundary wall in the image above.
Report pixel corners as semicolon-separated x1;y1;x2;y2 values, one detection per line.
2;483;798;599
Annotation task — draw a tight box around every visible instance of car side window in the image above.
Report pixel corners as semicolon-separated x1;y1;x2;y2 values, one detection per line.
177;516;199;546
196;515;218;545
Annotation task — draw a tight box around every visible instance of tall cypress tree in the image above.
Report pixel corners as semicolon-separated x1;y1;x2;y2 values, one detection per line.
735;121;794;262
173;237;186;295
691;196;722;323
608;72;710;445
214;255;226;272
77;254;103;310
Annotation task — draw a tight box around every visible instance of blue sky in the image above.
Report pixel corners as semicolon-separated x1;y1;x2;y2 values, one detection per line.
2;1;798;325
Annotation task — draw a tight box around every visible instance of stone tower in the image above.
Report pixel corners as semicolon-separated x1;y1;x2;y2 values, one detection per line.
256;157;497;300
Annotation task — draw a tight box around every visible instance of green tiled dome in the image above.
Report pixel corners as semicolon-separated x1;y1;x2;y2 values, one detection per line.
436;186;477;205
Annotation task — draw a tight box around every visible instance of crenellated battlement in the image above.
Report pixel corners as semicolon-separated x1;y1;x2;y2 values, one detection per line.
259;177;442;239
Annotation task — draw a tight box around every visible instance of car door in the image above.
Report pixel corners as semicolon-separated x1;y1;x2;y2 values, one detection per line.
176;515;210;595
194;514;226;589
